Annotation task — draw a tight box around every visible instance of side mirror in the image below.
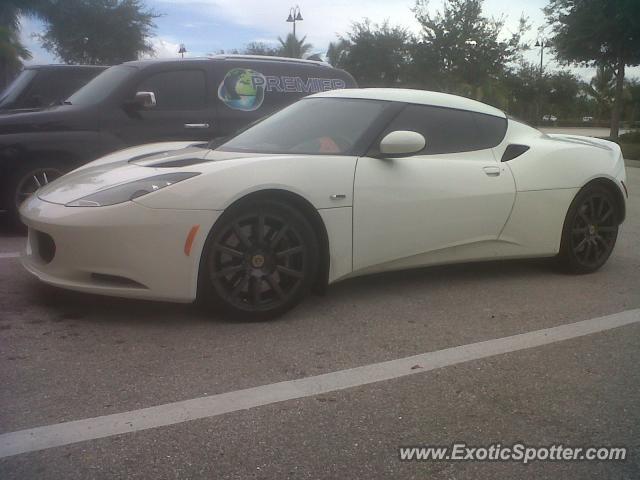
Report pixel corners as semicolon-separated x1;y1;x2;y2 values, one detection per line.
379;130;426;157
132;91;157;109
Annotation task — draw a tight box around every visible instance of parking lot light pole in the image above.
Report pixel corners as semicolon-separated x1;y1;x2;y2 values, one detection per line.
286;5;303;38
535;39;547;124
535;39;546;76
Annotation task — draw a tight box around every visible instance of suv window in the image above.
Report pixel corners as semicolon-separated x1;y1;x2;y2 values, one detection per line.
380;104;506;155
26;69;103;107
136;70;206;110
68;65;136;106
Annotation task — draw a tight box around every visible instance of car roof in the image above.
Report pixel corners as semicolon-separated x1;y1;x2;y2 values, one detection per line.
311;88;506;118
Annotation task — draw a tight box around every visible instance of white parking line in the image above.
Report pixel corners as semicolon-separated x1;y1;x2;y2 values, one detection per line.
0;252;20;259
1;308;639;458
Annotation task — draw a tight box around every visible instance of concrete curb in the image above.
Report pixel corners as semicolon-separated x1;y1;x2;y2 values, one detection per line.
625;159;640;168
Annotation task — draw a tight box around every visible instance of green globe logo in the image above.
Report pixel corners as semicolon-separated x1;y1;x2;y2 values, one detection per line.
218;68;266;111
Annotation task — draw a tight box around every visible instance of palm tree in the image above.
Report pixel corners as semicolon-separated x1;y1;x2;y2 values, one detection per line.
0;26;32;89
586;64;615;122
0;0;47;89
277;33;312;59
326;39;349;67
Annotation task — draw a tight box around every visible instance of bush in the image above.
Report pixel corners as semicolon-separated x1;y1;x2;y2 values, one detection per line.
620;143;640;160
618;131;640;143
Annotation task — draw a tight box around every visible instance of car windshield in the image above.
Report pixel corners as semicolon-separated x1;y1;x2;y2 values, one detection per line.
217;97;389;155
0;69;37;108
66;65;136;106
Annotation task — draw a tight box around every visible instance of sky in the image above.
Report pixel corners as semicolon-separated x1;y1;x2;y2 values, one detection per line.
19;0;639;82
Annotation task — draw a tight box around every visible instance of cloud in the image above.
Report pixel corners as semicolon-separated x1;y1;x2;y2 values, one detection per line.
153;0;420;49
143;36;183;58
15;0;639;81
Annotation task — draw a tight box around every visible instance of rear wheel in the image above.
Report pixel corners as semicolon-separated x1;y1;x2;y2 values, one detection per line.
559;185;619;273
200;200;319;320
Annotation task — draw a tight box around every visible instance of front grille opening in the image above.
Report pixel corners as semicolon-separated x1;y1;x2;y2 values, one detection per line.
36;231;56;264
90;273;147;289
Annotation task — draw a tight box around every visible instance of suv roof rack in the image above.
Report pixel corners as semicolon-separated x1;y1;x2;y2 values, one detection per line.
211;54;328;66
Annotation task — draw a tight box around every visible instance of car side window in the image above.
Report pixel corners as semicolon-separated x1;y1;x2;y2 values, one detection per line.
136;70;206;110
381;104;504;155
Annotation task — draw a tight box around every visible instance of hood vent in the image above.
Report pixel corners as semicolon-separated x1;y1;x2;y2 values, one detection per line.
151;157;210;168
128;151;170;163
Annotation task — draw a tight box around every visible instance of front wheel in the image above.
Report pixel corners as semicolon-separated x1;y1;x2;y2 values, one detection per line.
200;199;319;320
558;185;619;273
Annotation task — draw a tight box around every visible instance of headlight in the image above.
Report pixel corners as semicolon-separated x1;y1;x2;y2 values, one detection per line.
65;172;200;207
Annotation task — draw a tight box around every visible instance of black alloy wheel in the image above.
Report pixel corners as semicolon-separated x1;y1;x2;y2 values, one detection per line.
202;200;318;319
560;185;619;273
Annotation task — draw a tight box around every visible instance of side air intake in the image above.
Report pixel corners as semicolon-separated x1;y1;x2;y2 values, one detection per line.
501;144;530;162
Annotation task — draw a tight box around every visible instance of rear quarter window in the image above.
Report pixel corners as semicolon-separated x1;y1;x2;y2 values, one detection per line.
472;112;507;149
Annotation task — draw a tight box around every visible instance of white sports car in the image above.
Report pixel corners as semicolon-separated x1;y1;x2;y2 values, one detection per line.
20;89;628;319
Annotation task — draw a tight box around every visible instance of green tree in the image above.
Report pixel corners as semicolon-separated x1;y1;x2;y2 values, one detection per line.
544;0;640;138
243;42;279;56
624;79;640;126
38;0;158;65
337;20;410;87
502;62;542;121
277;33;312;59
413;0;528;98
544;70;582;119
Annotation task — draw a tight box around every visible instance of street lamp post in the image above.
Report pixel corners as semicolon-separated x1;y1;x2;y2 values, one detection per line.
178;44;187;59
286;5;303;37
535;39;546;76
534;39;547;124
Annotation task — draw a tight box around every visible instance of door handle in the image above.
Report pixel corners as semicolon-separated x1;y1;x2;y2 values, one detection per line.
483;166;501;176
184;123;210;129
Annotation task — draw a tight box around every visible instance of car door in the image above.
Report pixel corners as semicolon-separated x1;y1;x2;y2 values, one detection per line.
116;67;214;145
353;104;516;272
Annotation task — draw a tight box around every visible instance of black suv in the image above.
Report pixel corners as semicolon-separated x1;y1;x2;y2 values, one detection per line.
0;55;356;223
0;65;107;111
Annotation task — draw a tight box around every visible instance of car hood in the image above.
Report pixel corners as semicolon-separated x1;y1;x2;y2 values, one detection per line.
0;106;51;115
35;143;274;205
0;104;95;134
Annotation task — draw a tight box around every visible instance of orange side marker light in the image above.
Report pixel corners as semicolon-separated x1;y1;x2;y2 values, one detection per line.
184;225;200;256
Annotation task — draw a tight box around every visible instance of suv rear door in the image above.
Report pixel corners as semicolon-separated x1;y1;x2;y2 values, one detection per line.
211;60;352;138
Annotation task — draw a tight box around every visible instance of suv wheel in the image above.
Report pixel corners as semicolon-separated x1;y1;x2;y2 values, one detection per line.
4;163;65;226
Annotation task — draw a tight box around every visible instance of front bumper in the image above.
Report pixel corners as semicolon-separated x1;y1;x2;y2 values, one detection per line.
19;195;220;302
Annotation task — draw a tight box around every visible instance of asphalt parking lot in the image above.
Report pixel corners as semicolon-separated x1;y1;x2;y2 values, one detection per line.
0;167;638;479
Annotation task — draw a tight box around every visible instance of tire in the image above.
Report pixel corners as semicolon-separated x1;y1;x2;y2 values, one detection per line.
3;162;66;227
558;184;619;273
199;199;319;320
